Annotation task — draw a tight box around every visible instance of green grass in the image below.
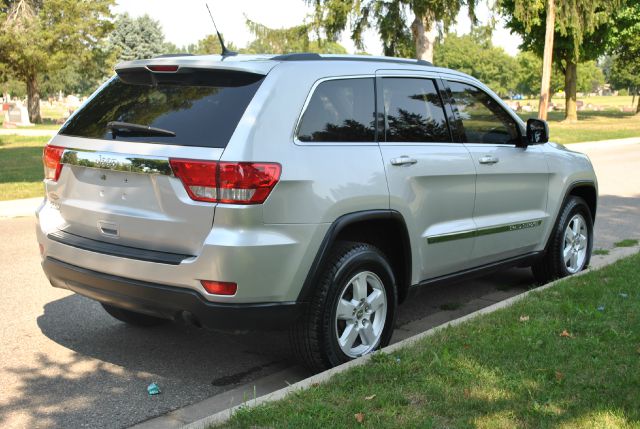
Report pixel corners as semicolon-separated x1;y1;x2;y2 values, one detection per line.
0;135;49;200
517;110;640;145
221;253;640;429
593;249;611;256
614;239;639;248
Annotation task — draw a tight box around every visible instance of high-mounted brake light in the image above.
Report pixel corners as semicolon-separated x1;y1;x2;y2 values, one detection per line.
43;145;65;181
169;159;281;205
147;65;179;72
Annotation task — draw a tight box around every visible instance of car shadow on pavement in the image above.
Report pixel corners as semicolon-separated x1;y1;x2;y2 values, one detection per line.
1;294;296;429
594;194;640;248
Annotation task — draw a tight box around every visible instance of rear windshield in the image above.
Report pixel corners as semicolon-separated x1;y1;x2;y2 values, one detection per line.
59;69;265;148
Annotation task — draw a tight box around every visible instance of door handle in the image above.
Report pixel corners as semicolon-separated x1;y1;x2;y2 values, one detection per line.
479;155;499;165
390;156;418;166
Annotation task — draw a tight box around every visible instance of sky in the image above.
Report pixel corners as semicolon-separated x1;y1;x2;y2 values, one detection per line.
113;0;523;56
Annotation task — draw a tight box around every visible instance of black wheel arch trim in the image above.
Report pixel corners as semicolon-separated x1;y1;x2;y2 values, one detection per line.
297;210;412;304
564;180;598;221
541;179;597;255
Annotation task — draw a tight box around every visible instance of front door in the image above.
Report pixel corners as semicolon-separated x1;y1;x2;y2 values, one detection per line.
445;80;550;265
377;72;477;281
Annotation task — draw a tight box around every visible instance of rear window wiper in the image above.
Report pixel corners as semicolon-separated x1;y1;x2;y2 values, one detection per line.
107;121;176;138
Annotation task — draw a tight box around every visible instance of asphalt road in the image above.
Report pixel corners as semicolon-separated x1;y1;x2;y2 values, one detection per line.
1;141;638;428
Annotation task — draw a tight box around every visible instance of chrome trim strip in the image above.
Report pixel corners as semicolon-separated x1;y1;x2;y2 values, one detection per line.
60;149;173;176
427;219;544;244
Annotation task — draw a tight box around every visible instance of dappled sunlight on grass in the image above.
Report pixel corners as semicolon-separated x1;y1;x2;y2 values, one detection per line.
222;253;640;428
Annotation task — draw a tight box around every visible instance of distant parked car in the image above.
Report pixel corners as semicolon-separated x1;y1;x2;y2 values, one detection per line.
37;53;598;372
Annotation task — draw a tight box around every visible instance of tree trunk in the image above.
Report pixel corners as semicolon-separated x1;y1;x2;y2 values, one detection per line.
564;60;578;122
538;0;555;121
26;74;42;124
411;14;437;63
636;89;640;114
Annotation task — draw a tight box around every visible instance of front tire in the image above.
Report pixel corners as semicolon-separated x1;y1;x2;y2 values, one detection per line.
290;241;398;372
101;303;168;327
532;196;593;284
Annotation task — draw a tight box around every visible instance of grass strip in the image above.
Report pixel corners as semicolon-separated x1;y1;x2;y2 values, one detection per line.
0;135;49;200
221;253;640;429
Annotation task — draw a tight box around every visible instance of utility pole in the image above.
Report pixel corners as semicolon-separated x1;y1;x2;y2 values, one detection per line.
538;0;555;120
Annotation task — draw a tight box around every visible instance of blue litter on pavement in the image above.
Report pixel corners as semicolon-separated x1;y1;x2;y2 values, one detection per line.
147;382;161;395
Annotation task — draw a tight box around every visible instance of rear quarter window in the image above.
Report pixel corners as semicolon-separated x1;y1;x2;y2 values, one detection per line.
296;78;376;143
60;69;264;148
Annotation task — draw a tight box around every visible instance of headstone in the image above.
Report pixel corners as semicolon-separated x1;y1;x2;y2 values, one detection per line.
2;101;32;127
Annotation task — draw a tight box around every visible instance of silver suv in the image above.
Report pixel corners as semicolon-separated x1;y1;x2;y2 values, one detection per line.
37;53;597;372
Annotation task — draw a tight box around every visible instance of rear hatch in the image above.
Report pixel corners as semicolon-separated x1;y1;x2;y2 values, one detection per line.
45;60;270;256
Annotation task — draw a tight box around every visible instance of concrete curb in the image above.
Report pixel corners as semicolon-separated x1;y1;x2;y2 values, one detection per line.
182;245;640;429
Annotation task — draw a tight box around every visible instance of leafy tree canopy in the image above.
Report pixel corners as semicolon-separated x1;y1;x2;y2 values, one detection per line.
307;0;477;58
108;13;166;62
0;0;114;122
434;28;517;97
242;18;347;54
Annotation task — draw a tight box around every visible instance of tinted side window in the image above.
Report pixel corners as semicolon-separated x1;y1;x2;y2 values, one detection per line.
382;78;450;143
297;78;375;143
448;81;520;145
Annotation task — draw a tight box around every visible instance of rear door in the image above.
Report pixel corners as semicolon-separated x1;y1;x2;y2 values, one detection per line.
45;66;266;256
443;79;550;264
376;71;477;280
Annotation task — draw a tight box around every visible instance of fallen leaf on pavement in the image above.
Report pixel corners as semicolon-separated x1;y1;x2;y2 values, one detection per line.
364;394;376;401
355;413;365;423
519;315;529;322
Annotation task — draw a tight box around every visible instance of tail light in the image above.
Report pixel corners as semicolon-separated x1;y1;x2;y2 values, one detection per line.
201;280;237;296
169;159;281;205
43;145;65;181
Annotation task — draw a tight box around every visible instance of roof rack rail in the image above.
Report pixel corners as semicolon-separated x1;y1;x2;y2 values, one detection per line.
272;52;433;67
154;53;195;58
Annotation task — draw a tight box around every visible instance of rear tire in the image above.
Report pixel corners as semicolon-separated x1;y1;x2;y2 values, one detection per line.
101;303;168;327
290;241;398;373
532;196;593;284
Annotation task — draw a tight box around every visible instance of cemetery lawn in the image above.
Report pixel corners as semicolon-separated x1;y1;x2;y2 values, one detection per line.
517;110;640;145
0;135;48;201
220;252;640;429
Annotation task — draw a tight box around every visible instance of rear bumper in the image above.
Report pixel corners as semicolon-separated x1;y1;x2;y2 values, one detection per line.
42;257;305;330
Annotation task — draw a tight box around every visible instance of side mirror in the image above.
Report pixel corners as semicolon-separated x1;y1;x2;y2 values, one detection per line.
526;118;549;145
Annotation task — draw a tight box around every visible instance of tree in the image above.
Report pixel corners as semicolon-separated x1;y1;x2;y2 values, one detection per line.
0;0;113;123
500;0;621;122
606;1;640;113
307;0;477;62
434;29;517;97
515;51;564;97
187;34;239;55
108;13;166;62
242;18;347;54
538;0;554;120
576;61;605;94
